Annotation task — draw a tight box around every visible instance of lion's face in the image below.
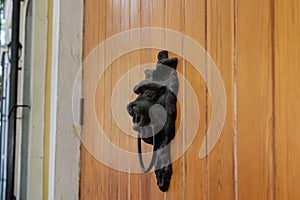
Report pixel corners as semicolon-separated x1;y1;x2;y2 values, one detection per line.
127;85;166;131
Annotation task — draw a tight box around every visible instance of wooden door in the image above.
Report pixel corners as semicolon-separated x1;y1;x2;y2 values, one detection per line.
80;0;300;199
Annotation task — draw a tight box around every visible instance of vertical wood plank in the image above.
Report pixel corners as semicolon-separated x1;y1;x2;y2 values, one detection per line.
149;1;168;198
275;0;300;199
139;1;155;199
165;0;185;199
91;1;101;198
117;0;131;199
237;0;275;199
128;1;142;199
96;1;107;199
184;0;207;200
207;0;235;199
82;0;91;59
81;0;102;199
94;0;109;198
107;0;122;199
140;0;166;199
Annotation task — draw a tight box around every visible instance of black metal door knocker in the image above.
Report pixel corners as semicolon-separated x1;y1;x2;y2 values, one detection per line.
127;50;178;192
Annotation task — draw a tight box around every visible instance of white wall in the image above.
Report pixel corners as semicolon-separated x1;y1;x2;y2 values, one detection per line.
49;0;83;199
27;0;48;199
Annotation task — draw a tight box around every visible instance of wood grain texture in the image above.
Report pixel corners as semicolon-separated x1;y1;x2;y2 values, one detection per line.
139;1;164;199
97;1;107;199
184;0;207;200
237;0;275;199
118;0;130;199
81;0;102;199
150;2;168;199
106;0;121;199
275;0;300;199
81;0;300;199
128;1;142;199
133;1;148;200
165;1;185;199
207;0;235;199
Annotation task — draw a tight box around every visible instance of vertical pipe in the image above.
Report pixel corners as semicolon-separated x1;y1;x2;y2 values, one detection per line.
6;0;21;199
0;0;4;196
0;52;9;199
0;52;5;199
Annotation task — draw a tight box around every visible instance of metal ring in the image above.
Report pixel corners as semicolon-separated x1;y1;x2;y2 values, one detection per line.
137;135;157;173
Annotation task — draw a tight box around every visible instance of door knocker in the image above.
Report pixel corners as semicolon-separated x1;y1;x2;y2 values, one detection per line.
127;50;178;192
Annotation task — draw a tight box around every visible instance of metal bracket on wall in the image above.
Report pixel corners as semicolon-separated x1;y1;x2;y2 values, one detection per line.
8;105;30;119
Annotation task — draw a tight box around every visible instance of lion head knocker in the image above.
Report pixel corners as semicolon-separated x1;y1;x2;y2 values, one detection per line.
127;50;178;192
